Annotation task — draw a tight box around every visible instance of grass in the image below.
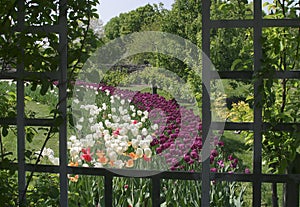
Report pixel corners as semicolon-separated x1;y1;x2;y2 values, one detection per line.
221;131;289;206
2;101;59;162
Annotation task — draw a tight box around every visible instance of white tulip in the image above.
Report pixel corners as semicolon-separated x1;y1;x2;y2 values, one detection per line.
131;128;139;136
86;134;93;140
67;141;72;149
73;99;79;104
76;124;83;131
140;140;150;149
145;135;153;142
143;111;149;118
144;148;152;158
137;110;142;116
136;148;143;158
116;146;123;154
69;135;77;142
130;105;135;111
102;103;107;110
151;124;159;130
108;151;118;161
141;128;148;136
114;160;125;168
94;162;103;168
141;117;146;123
131;139;139;148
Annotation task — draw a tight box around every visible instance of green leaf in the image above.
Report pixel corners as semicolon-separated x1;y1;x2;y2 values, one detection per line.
230;59;242;71
31;82;38;91
40;81;50;96
2;125;9;137
53;115;64;127
49;186;59;199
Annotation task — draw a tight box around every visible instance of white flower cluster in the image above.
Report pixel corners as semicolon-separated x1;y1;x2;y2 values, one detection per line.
37;147;59;165
68;91;159;168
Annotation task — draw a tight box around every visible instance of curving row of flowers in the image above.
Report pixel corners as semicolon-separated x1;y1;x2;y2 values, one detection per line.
41;82;250;177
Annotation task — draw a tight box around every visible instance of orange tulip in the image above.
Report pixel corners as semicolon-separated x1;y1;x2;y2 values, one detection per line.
128;152;139;160
125;159;134;168
68;161;79;167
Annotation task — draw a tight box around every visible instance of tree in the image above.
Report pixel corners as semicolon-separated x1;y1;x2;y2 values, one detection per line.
104;4;165;39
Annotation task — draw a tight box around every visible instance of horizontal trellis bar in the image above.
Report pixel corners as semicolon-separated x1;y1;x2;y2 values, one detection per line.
210;20;254;28
0;118;55;126
0;71;60;81
13;25;61;34
263;19;300;28
1;163;300;183
212;172;300;183
212;122;300;131
210;19;300;28
211;70;300;79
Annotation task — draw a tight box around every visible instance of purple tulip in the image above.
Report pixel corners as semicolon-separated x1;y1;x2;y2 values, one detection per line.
210;155;215;164
245;168;251;174
210;149;218;157
210;168;217;172
217;160;225;168
184;154;191;163
218;141;224;147
156;147;162;154
228;154;234;161
190;150;199;159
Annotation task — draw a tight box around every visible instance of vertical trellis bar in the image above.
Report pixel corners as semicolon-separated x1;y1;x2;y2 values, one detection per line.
151;175;161;207
16;0;26;205
201;0;211;206
58;0;68;206
253;0;263;206
105;175;113;207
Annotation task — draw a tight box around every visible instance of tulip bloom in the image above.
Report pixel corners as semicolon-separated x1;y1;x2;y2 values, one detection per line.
81;148;93;162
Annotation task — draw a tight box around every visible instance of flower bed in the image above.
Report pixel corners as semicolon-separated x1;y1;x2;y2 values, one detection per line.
43;83;243;172
40;82;250;206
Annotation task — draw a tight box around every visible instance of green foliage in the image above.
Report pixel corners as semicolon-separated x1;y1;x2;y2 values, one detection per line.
104;4;166;40
161;179;202;207
124;67;195;103
211;181;246;207
27;174;60;207
226;0;300;178
161;0;201;44
68;176;104;206
0;0;101;205
101;69;129;87
259;0;300;175
210;0;253;71
211;0;252;20
0;170;18;206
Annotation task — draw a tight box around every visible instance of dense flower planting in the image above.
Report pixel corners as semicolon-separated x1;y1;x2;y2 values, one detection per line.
41;82;247;175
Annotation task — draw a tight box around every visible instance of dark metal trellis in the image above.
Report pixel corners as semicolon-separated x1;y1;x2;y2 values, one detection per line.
1;0;300;206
